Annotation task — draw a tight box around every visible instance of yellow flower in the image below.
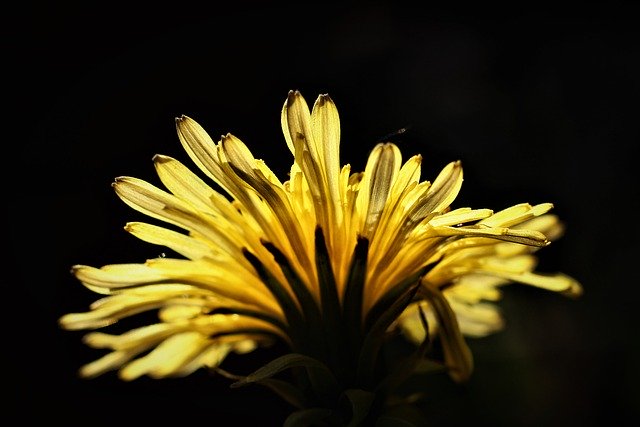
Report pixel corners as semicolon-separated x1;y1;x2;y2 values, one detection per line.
60;91;581;419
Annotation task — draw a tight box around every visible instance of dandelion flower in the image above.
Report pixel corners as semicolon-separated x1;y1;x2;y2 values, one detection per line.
60;91;581;424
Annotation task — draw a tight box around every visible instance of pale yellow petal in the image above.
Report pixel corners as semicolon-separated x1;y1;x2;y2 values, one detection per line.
515;214;565;241
153;154;221;214
124;222;214;260
175;115;233;194
83;323;180;350
72;264;167;289
397;301;437;344
480;203;553;228
389;155;422;202
283;90;317;165
142;258;281;312
79;349;141;378
311;94;342;222
478;254;538;274
119;332;208;380
488;271;583;296
429;225;549;246
361;143;402;237
446;299;504;337
428;208;494;228
220;133;262;181
158;304;207;322
173;342;233;376
113;177;218;240
408;161;463;221
59;295;165;330
446;274;506;303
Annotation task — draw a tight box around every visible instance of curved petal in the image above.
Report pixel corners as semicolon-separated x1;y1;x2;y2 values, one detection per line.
420;284;473;383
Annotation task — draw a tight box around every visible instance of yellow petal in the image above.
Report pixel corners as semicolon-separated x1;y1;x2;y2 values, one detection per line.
79;349;141;378
119;332;208;380
514;214;565;241
480;203;553;228
283;90;316;164
397;301;437;344
59;295;163;330
220;133;262;181
408;161;463;221
428;208;494;228
158;304;207;322
153;154;221;214
430;225;549;246
489;271;583;296
446;299;504;337
173;342;233;376
72;264;167;289
114;177;246;256
83;323;180;350
389;155;422;202
358;143;402;237
125;222;214;260
175;115;233;195
311;94;342;209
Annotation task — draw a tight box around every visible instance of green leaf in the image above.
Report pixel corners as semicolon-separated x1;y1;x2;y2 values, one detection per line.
231;353;334;388
284;408;334;427
342;389;376;427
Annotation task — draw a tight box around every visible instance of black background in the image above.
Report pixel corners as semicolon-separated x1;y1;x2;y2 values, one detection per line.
5;2;639;426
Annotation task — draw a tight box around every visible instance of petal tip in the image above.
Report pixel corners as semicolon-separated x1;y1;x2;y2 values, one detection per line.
316;93;331;106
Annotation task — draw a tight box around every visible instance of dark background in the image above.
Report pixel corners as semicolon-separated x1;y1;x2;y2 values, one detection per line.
5;2;639;426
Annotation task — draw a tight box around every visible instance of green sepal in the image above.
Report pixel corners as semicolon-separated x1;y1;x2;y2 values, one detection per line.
356;283;420;388
230;353;335;388
231;353;341;406
283;408;334;427
259;378;310;409
315;227;342;329
341;235;370;371
420;285;474;383
261;239;325;357
314;227;347;379
374;305;431;397
242;248;305;343
364;266;429;333
341;389;376;427
262;240;323;325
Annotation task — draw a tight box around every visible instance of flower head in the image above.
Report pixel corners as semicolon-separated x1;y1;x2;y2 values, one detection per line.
60;91;581;422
